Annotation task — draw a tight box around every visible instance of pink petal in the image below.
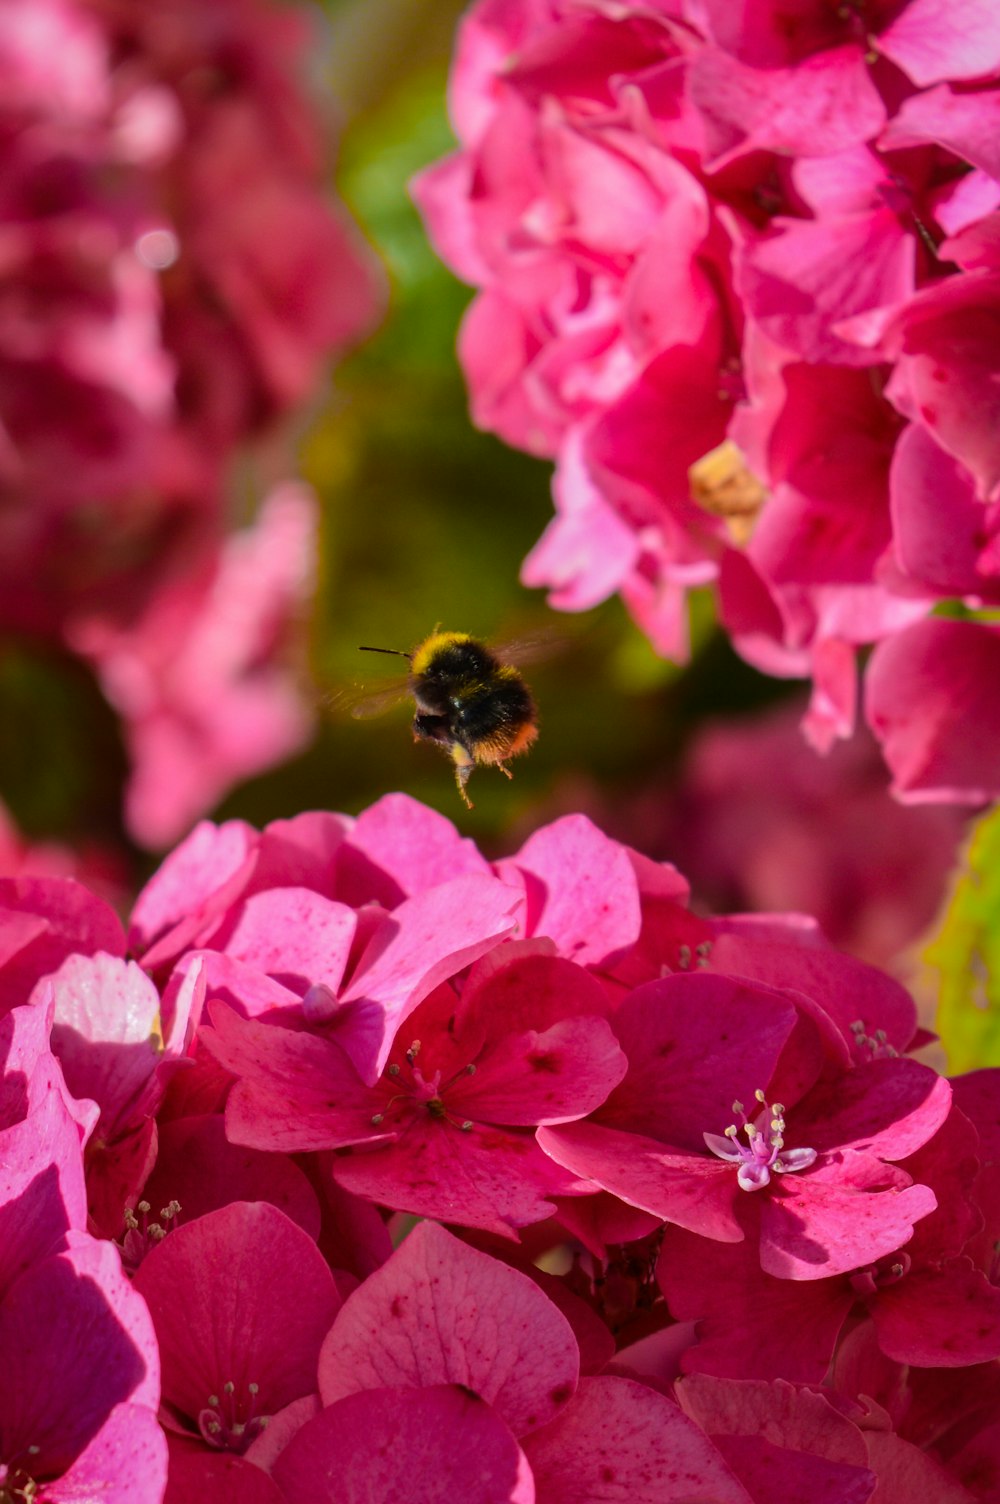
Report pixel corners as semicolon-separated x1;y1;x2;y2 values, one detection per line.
881;84;1000;181
658;1224;852;1382
538;1121;743;1241
133;1202;340;1426
524;1375;753;1503
592;972;798;1150
872;1258;1000;1366
677;1372;876;1501
863;1430;978;1504
204;1003;386;1154
216;887;357;995
339;873;522;1082
50;1403;167;1504
334;792;490;907
272;1386;535;1504
318;1220;579;1436
740;210;913;366
457;946;615;1038
879;0;1000;84
448;1015;626;1127
129;819;259;963
865;618;1000;803
332;1118;588;1236
43;952;163;1136
760;1170;937;1279
0;1234;160;1475
163;1437;286;1504
689;45;886;165
138;1114;322;1241
706;926;917;1053
890;423;1000;601
497;814;641;967
792;1058;952;1159
0;876;125;1014
0;1088;88;1296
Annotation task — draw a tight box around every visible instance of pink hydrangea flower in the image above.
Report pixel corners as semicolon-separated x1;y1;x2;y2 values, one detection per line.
538;970;950;1278
71;483;320;849
0;0;384;841
417;0;1000;800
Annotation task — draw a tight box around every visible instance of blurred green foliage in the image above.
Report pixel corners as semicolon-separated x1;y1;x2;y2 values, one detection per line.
927;804;1000;1072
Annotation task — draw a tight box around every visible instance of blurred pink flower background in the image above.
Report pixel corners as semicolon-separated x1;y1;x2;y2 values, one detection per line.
414;0;1000;804
0;0;383;847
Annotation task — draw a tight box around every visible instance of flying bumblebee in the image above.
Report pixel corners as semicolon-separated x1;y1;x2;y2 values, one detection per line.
350;630;539;808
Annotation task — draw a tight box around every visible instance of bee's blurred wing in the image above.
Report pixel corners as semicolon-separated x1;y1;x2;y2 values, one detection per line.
326;678;412;720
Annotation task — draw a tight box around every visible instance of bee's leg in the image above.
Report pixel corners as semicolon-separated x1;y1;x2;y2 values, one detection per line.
496;762;514;781
451;743;475;809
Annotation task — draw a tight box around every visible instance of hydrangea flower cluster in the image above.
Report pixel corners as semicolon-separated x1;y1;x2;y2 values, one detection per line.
0;0;383;846
2;792;999;1501
413;0;1000;804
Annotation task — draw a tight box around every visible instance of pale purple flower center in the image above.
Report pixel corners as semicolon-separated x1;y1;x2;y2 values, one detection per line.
704;1090;817;1192
370;1040;476;1132
199;1379;269;1454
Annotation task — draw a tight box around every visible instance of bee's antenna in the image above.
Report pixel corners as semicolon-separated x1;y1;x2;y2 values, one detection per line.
358;645;413;660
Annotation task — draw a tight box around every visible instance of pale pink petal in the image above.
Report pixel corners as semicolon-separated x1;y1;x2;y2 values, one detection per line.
879;0;1000;84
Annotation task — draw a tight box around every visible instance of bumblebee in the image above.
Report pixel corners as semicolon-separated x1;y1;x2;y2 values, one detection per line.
354;630;539;808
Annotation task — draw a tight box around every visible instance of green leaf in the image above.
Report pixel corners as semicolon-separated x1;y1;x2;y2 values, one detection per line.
926;803;1000;1072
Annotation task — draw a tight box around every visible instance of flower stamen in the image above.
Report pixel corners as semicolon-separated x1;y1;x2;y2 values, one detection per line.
704;1089;817;1191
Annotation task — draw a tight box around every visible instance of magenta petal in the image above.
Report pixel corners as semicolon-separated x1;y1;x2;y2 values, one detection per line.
871;1258;1000;1366
658;1226;852;1383
139;1114;322;1241
217;887;357;995
690;44;886;164
0;1088;88;1296
706;927;917;1052
866;618;1000;803
49;1403;167;1504
0;877;125;1014
864;1430;978;1504
332;1119;588;1235
272;1386;535;1504
204;1003;383;1153
890;423;1000;601
760;1171;937;1279
0;1234;159;1476
163;1437;287;1504
791;1059;952;1160
318;1221;578;1437
677;1373;875;1503
523;1375;752;1504
538;1122;743;1241
594;972;798;1149
449;1016;626;1127
339;873;521;1082
133;1202;340;1428
497;814;642;967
